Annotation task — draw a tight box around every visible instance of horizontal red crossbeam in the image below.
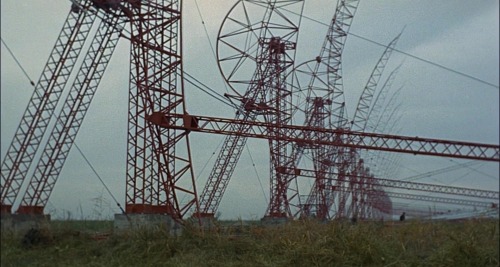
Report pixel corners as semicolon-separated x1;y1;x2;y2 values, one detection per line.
149;112;500;162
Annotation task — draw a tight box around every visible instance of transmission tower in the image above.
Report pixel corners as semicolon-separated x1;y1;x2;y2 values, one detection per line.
195;0;305;219
1;1;498;227
1;0;199;223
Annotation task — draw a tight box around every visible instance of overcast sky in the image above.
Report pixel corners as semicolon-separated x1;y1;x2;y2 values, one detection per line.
1;1;499;220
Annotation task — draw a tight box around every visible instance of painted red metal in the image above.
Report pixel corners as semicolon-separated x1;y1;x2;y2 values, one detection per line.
195;0;304;219
1;0;97;214
289;0;361;221
155;113;500;162
17;9;124;215
124;0;198;221
0;0;498;224
333;166;500;220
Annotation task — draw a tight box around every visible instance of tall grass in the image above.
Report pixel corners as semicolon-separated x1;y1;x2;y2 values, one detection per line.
1;218;498;266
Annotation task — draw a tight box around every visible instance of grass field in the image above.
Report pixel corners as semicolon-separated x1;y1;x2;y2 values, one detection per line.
1;218;498;266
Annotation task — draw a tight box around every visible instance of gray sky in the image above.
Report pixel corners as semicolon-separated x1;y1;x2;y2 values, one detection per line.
1;1;499;220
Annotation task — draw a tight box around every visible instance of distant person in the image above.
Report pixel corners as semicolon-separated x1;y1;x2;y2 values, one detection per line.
399;212;406;221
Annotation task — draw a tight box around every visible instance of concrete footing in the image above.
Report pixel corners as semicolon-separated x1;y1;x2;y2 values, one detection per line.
198;216;217;229
189;215;217;230
261;216;289;226
1;213;51;232
114;213;183;236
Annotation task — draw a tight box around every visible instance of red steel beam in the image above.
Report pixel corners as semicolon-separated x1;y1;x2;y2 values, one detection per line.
148;113;500;162
277;166;499;200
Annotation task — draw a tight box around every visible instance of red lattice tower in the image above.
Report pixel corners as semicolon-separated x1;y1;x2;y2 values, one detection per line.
195;0;305;219
1;0;199;223
1;1;498;224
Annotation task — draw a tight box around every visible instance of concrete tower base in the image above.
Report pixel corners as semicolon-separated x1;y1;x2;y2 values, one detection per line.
190;213;217;229
261;215;289;226
1;213;51;232
114;213;183;236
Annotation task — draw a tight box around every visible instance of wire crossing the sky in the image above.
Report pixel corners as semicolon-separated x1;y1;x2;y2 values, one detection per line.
282;8;499;89
1;37;36;87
